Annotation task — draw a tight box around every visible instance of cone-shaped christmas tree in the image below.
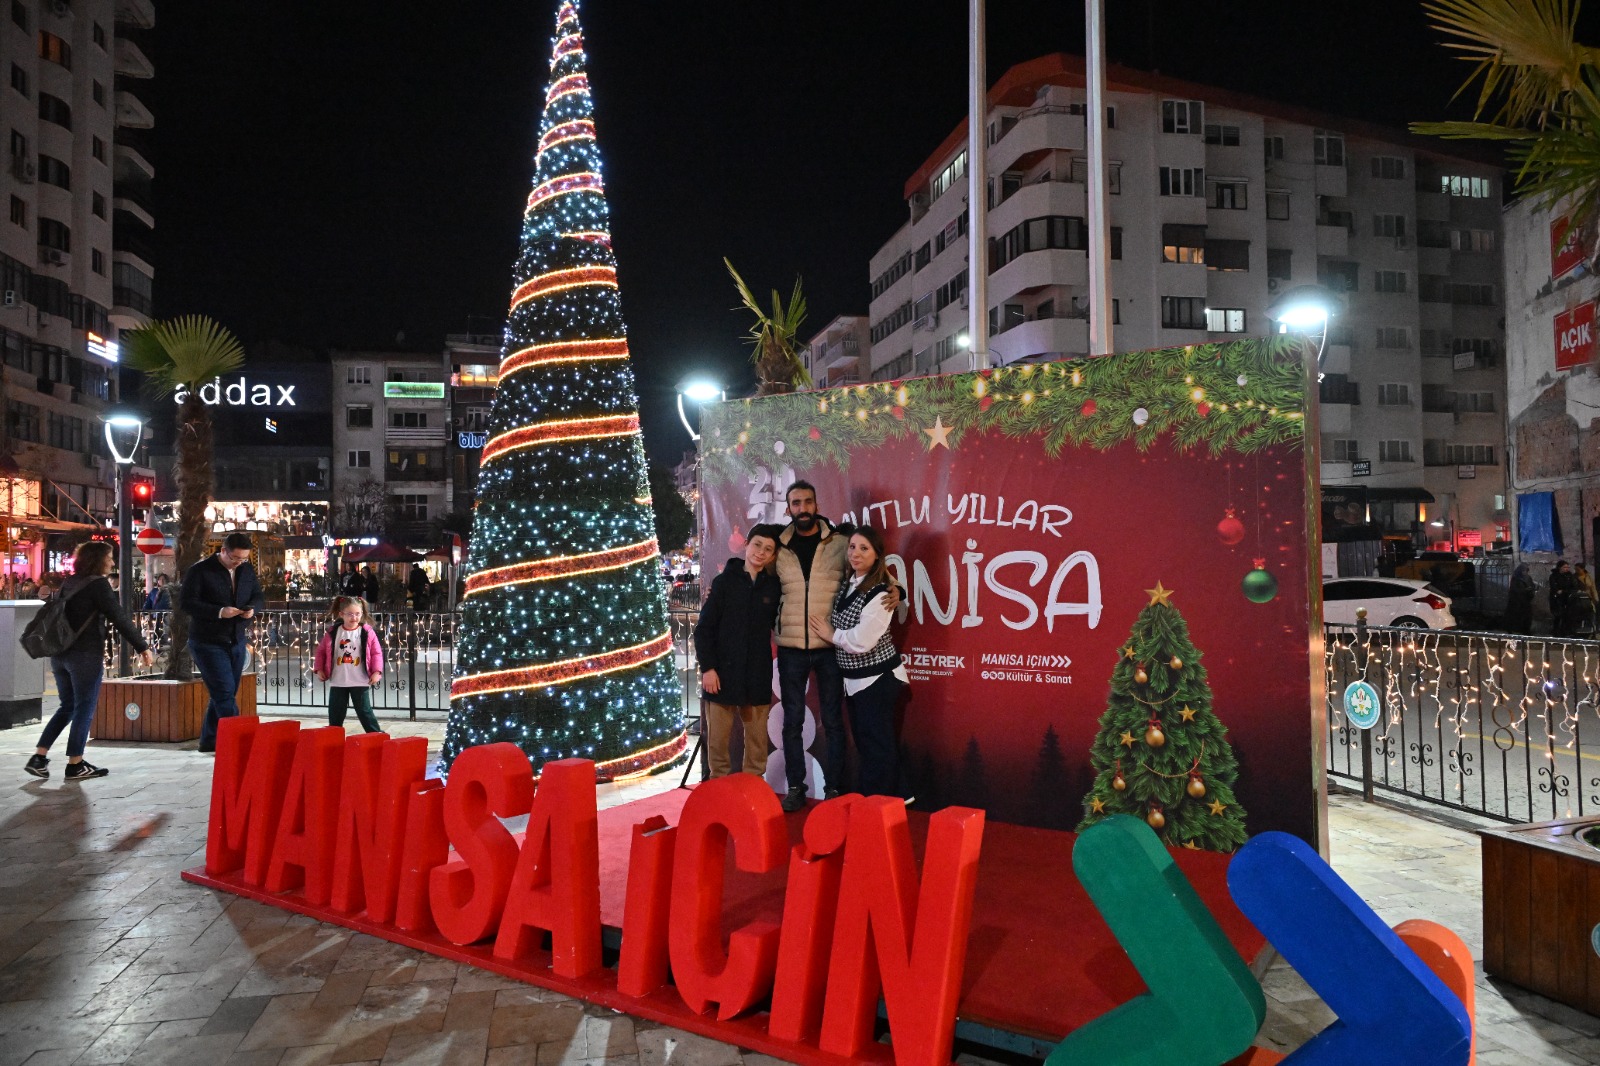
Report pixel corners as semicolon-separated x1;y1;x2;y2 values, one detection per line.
1078;583;1248;851
441;0;685;779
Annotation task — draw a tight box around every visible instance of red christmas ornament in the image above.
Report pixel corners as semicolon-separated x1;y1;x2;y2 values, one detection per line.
727;528;746;552
892;405;905;420
1196;401;1211;417
735;442;744;454
1081;399;1098;417
807;426;821;440
979;396;993;411
1217;508;1245;546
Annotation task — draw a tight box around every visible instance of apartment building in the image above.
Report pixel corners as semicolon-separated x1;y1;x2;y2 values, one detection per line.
0;0;154;583
800;314;870;388
867;54;1508;547
445;329;499;517
330;349;451;546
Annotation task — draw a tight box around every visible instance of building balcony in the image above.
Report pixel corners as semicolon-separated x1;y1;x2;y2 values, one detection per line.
989;106;1086;175
114;37;154;78
114;87;154;130
990;247;1088;299
384;426;448;445
36;245;69;270
1314;163;1347;198
113;191;154;229
990;315;1088;363
115;0;155;30
987;178;1087;242
113;142;154;182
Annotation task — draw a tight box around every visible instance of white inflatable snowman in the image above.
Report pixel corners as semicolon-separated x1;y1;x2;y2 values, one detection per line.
762;660;824;799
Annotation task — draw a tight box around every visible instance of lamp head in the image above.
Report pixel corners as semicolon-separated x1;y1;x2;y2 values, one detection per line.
677;378;724;404
101;407;146;464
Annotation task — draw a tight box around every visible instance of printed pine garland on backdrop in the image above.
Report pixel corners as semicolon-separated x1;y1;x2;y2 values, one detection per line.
1079;583;1249;852
441;0;685;779
698;335;1307;486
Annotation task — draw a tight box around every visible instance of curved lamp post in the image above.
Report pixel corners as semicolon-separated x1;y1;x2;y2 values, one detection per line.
1266;284;1344;376
103;407;146;672
675;377;725;442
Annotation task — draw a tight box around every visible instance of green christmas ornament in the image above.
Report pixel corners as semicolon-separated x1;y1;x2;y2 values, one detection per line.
1241;559;1278;604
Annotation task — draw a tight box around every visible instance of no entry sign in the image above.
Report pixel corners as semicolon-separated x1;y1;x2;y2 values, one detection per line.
135;527;165;555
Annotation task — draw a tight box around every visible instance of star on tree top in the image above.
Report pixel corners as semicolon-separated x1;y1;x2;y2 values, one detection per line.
1145;581;1174;607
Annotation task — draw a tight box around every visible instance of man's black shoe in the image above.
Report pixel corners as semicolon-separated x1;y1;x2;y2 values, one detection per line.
197;743;215;753
781;786;807;813
823;787;841;800
23;754;47;779
65;761;108;780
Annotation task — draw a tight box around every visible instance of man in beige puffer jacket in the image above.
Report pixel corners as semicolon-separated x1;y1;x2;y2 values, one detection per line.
773;481;851;811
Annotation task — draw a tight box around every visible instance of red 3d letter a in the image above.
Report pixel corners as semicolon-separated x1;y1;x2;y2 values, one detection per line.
493;758;602;978
430;743;534;945
819;799;985;1066
206;717;299;884
668;774;787;1019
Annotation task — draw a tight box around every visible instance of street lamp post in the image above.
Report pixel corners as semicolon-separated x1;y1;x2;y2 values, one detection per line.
1265;284;1345;375
103;409;145;674
675;377;725;442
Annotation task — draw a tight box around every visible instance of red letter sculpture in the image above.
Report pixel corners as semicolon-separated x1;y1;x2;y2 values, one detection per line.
263;726;345;901
430;743;535;945
206;717;300;885
668;774;787;1019
616;814;675;997
328;734;429;923
493;758;602;977
819;799;986;1066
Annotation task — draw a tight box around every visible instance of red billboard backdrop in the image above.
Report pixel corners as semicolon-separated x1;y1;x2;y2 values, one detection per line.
1555;302;1596;371
698;338;1319;844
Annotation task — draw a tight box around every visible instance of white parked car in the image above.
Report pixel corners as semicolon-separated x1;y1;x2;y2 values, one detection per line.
1322;577;1456;630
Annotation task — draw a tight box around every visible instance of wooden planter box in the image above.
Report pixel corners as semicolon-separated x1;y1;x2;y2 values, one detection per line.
1482;817;1600;1015
93;672;258;743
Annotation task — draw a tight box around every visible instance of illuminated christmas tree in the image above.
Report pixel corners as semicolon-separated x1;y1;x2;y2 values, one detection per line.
1078;583;1248;852
441;0;685;779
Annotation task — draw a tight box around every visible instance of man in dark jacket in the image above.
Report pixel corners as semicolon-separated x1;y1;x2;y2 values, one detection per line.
408;563;431;611
181;532;266;752
693;525;781;778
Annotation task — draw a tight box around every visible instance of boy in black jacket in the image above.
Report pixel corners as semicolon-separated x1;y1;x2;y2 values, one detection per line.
693;525;781;777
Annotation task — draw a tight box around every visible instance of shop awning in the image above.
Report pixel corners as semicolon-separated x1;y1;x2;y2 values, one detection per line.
4;517;103;534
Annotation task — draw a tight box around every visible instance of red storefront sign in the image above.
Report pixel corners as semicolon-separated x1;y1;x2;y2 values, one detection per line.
1552;215;1585;280
1556;302;1596;370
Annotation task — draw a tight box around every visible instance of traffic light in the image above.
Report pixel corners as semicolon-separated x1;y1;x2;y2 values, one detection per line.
129;474;155;518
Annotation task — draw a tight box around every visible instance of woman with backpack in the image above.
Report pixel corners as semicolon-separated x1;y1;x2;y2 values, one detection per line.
312;596;385;733
24;541;153;781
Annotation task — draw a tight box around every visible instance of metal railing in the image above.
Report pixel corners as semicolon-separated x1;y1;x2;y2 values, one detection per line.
108;607;704;724
1326;619;1600;823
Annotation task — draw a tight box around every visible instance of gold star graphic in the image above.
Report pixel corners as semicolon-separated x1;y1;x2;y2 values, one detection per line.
1119;731;1137;748
1145;581;1174;606
1179;705;1197;722
1123;645;1137;660
1182;840;1200;850
1089;796;1106;814
1209;799;1228;816
923;416;953;449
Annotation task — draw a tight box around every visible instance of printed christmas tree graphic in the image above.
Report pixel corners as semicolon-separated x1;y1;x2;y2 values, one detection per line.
441;0;684;778
1079;583;1248;851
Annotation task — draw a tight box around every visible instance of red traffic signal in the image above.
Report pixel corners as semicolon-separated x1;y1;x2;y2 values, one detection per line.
129;475;155;503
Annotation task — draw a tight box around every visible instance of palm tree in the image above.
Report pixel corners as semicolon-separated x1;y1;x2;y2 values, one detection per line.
122;316;245;679
1411;0;1600;243
725;258;811;395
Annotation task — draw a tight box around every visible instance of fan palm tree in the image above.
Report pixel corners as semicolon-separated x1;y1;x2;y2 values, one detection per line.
725;258;811;395
122;316;245;679
1411;0;1600;243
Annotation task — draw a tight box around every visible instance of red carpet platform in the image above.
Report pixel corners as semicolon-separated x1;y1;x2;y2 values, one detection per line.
186;786;1268;1060
596;788;1267;1044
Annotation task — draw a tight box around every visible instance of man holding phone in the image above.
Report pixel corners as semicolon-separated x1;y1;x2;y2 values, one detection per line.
182;531;265;752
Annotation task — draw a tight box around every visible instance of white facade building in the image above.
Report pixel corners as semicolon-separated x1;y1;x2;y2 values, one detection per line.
0;0;154;584
801;314;870;388
867;55;1509;546
330;350;450;546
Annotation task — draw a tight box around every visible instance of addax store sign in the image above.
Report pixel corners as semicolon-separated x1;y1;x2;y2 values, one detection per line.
1556;302;1596;371
174;376;298;407
699;338;1319;843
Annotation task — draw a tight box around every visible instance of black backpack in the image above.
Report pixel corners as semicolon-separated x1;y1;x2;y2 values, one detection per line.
19;582;96;659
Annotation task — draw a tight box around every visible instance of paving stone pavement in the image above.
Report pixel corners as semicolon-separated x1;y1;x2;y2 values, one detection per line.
0;709;1596;1064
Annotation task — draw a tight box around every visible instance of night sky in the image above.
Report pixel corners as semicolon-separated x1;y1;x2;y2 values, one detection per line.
149;1;1529;464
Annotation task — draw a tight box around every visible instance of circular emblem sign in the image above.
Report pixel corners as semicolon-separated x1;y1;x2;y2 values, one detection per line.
1343;680;1380;730
135;527;166;556
124;702;141;722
